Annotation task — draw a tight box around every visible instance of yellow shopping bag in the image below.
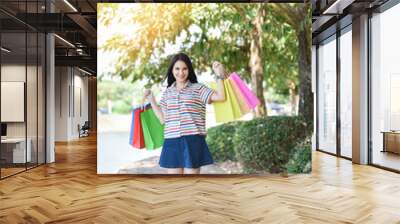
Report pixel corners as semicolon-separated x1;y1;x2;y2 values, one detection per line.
228;79;251;114
210;80;243;123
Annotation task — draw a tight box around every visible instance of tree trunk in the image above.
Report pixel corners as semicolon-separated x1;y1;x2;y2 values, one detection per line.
289;81;298;115
297;28;313;123
249;5;267;117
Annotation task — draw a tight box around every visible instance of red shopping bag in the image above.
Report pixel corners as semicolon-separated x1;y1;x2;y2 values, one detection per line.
133;108;145;149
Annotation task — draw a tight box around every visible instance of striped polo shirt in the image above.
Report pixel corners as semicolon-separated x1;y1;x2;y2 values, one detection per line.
159;81;214;139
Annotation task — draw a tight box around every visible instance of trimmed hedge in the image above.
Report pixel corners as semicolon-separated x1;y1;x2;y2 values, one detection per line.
206;121;242;162
233;116;309;173
286;137;312;173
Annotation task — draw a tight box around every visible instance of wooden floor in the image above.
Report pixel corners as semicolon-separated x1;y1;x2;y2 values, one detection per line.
373;150;400;171
1;135;400;223
1;167;26;177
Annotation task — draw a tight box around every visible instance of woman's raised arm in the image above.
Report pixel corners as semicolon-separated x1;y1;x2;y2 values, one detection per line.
143;89;165;124
210;61;227;102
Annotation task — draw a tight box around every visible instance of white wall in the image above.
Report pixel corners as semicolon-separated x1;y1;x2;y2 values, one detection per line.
1;65;26;81
1;65;25;128
55;67;89;141
1;63;46;164
73;73;89;137
1;65;28;138
55;66;69;141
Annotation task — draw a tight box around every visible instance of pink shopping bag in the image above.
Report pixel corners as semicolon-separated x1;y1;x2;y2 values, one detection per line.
228;79;251;114
229;72;260;109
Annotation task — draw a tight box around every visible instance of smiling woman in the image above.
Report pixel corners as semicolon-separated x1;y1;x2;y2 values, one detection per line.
143;53;227;174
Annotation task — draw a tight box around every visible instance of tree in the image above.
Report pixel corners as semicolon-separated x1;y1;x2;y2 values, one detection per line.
180;3;270;116
249;4;268;116
270;3;313;121
99;3;304;117
262;5;298;114
184;4;300;117
98;3;194;85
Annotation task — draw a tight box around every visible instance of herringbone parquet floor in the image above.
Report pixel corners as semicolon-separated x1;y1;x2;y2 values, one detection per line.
1;135;400;223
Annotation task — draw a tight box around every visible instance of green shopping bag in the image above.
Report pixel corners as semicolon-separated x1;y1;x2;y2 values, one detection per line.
211;80;243;123
140;108;164;150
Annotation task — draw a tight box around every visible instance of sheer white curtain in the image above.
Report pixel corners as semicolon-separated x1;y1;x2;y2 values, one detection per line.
318;37;337;154
340;29;352;158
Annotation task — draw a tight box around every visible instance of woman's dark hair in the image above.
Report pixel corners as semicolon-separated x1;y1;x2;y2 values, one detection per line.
166;53;198;87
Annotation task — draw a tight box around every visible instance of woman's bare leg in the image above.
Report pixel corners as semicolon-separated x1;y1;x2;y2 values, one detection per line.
167;168;183;174
184;168;200;174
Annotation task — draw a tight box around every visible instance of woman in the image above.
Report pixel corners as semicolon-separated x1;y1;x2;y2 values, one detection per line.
144;53;227;174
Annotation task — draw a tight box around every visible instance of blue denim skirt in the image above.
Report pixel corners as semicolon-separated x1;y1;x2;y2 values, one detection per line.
159;135;214;169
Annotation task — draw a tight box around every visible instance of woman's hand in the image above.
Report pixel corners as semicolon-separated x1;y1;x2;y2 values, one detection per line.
210;61;227;103
212;61;228;79
143;89;151;98
143;89;165;124
143;89;154;102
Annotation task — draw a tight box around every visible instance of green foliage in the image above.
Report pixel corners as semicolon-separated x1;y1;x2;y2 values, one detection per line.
206;121;243;162
263;5;298;98
97;79;143;114
266;88;290;104
99;3;304;105
205;116;312;173
112;100;132;114
233;116;310;173
182;4;254;78
270;4;313;120
98;4;193;83
286;137;312;173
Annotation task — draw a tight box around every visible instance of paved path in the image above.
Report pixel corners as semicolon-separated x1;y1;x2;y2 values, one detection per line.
118;156;244;174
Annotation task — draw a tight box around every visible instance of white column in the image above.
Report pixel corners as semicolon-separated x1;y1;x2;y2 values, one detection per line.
46;33;55;163
45;0;56;163
352;14;369;164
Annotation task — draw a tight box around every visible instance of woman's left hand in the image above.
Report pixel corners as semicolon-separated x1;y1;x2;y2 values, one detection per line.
212;61;228;79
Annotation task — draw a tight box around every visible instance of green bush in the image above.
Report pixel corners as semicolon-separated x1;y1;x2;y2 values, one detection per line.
206;121;242;162
286;137;312;173
233;116;310;173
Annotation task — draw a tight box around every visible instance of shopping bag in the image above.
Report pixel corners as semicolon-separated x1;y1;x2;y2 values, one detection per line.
129;109;135;146
140;108;164;150
229;72;260;109
132;108;146;149
129;103;152;149
210;80;243;123
224;79;243;118
228;79;252;114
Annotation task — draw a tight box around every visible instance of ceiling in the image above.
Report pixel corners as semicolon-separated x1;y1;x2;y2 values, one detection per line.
312;0;390;44
0;0;98;75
